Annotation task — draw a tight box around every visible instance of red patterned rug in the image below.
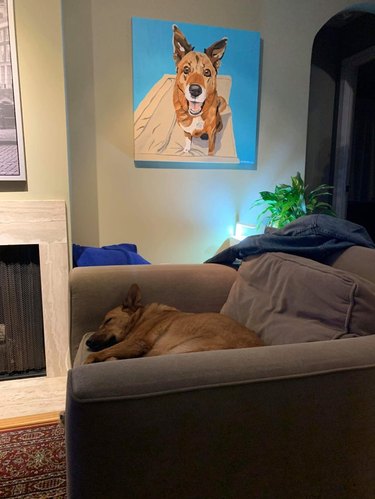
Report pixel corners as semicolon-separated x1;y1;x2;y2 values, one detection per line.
0;422;66;498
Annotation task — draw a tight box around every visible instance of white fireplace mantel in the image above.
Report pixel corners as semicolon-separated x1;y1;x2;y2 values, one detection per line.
0;200;70;377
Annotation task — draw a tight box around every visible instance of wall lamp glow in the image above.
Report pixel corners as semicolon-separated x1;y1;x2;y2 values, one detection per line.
234;223;256;241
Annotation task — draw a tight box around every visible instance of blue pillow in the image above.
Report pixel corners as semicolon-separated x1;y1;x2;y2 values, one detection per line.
73;243;150;267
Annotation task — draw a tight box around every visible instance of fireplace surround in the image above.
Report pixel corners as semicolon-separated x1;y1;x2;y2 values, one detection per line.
0;200;69;377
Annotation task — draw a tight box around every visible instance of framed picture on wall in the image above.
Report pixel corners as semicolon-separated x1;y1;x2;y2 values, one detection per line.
132;17;260;170
0;0;26;181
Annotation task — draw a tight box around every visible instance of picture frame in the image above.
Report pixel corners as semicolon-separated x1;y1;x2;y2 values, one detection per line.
132;17;260;170
0;0;26;181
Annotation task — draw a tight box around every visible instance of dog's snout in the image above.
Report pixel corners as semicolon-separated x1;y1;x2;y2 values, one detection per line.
86;332;118;352
189;84;202;98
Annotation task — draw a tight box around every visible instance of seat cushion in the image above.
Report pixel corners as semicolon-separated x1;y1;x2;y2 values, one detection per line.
221;252;375;345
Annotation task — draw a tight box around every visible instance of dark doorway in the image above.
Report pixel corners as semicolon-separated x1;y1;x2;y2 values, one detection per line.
305;9;375;240
346;58;375;239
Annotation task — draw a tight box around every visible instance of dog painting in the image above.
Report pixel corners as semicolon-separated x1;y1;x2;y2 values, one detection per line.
172;25;227;156
84;283;263;363
132;18;260;169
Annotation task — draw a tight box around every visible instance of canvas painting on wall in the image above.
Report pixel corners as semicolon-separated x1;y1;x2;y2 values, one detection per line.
0;0;25;181
132;17;260;169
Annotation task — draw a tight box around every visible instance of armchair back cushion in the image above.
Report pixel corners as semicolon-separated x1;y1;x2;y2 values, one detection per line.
221;252;375;345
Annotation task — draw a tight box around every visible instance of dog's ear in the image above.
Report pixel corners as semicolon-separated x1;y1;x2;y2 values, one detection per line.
123;283;142;311
172;24;194;66
204;37;228;72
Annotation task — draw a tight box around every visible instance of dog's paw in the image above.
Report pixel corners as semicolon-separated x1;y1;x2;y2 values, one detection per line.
84;353;118;364
84;353;99;364
104;356;118;362
183;137;192;153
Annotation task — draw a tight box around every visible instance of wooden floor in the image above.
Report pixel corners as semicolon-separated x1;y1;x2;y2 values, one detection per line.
0;375;67;429
0;411;62;430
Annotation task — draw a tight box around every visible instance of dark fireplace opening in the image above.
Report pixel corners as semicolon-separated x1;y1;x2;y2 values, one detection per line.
0;245;46;380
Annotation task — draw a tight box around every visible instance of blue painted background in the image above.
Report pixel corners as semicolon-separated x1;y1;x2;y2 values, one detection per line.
132;17;261;167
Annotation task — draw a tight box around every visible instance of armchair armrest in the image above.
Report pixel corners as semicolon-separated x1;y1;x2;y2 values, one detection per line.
65;335;375;499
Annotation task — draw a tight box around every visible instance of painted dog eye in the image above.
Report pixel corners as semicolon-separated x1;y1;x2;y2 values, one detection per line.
104;318;112;325
204;68;211;77
183;66;190;75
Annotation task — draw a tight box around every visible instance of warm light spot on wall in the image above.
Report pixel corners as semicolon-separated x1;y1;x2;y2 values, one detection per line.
234;223;256;241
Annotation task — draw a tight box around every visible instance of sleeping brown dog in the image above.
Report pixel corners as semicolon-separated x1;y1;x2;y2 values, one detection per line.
84;283;263;363
172;24;228;156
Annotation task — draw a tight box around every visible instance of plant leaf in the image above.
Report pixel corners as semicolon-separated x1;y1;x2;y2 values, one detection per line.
250;172;335;228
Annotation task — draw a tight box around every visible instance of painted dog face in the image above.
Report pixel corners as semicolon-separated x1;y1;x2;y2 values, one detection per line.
175;51;217;117
172;25;227;118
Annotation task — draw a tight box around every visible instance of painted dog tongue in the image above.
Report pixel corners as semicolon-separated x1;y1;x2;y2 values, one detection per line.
189;101;202;113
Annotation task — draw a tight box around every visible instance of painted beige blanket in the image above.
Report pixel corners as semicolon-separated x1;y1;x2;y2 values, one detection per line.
134;74;239;163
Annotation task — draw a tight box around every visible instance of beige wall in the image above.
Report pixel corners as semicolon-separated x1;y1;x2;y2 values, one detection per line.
0;1;70;211
62;0;371;263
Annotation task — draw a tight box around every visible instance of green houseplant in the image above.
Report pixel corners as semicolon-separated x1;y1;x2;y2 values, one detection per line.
252;172;335;229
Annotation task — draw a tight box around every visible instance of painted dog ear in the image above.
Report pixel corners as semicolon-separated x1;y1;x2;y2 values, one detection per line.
123;283;142;311
172;24;194;66
204;37;228;72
